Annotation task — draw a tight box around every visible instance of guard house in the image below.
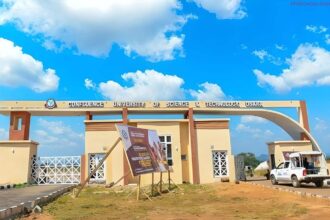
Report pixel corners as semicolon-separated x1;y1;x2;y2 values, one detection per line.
267;141;313;169
0;100;321;185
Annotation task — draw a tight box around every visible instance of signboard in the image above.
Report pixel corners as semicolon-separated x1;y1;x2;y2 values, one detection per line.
116;125;168;176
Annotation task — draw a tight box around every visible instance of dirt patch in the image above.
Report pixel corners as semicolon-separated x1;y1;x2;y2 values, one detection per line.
21;183;330;220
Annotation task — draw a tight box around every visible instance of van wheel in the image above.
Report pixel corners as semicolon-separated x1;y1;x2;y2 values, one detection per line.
315;181;324;188
292;175;301;188
270;175;278;185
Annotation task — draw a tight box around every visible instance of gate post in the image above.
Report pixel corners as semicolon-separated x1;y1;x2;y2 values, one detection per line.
9;112;31;140
234;155;246;181
0;140;38;184
80;154;86;184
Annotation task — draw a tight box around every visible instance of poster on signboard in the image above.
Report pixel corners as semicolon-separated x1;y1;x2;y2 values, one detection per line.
116;124;169;176
148;130;169;172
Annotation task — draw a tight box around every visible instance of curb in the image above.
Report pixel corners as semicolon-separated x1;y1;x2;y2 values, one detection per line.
0;185;76;220
240;181;330;201
0;185;16;190
0;183;28;190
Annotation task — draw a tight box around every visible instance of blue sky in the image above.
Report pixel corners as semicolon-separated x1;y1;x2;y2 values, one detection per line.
0;0;330;157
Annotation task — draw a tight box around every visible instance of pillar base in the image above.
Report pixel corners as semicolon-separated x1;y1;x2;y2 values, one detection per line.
0;140;39;184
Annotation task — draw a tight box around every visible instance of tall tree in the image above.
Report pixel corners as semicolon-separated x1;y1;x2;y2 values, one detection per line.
238;152;260;168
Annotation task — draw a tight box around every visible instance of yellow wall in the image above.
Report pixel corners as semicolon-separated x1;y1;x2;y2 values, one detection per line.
228;155;236;182
84;119;234;186
180;122;190;183
196;127;232;184
85;130;124;184
0;141;38;184
137;121;184;186
268;141;313;168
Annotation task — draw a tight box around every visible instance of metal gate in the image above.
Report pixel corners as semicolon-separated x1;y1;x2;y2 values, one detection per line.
234;155;246;181
212;151;229;177
89;153;106;183
31;156;81;184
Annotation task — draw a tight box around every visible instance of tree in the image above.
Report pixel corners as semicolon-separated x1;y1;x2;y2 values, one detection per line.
237;152;260;168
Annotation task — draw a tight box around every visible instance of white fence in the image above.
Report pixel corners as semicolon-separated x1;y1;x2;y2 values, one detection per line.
31;156;81;184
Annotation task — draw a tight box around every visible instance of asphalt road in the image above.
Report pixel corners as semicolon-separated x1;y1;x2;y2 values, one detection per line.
0;185;72;210
247;177;330;197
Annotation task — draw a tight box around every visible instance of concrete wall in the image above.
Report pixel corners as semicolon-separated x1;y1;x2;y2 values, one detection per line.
195;126;232;184
85;125;124;185
0;141;38;184
268;141;313;168
180;122;190;183
84;119;234;186
137;121;184;186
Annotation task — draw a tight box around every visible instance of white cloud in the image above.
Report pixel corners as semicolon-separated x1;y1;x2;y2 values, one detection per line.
275;44;285;51
84;78;96;90
254;44;330;93
236;116;272;139
0;0;192;61
305;25;330;45
314;117;328;132
193;0;246;19
252;50;268;60
326;34;330;45
123;34;185;62
306;25;328;34
0;128;8;140
0;38;59;92
241;116;267;124
240;44;248;50
34;118;84;148
264;129;274;137
92;70;226;101
252;49;282;65
98;70;185;100
190;82;226;100
236;123;273;139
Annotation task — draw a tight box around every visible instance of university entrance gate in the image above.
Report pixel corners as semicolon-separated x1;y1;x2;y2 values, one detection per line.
31;156;81;184
0;100;320;185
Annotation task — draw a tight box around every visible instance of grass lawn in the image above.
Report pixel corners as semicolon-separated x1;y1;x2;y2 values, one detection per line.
26;183;330;220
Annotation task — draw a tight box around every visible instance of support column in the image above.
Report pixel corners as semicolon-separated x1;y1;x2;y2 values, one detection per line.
122;108;128;124
298;101;310;140
186;108;200;184
9;112;31;140
0;141;38;184
85;112;93;120
80;154;86;183
122;108;130;185
83;113;91;186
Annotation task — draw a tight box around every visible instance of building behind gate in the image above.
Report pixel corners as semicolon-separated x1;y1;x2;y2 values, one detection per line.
84;118;234;186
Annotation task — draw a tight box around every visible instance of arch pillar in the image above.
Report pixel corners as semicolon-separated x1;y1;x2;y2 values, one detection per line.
9;111;31;140
298;101;310;140
122;108;130;185
185;108;200;184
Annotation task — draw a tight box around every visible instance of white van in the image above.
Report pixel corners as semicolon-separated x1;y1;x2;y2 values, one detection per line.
270;151;330;187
